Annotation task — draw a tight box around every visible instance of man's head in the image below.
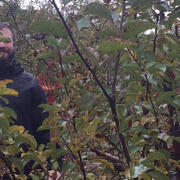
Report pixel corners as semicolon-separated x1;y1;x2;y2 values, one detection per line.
0;22;16;64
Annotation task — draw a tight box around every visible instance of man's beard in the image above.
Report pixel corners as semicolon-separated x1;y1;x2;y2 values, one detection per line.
0;47;16;68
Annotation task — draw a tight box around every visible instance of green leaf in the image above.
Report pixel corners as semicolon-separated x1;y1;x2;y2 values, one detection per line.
97;29;116;38
128;145;142;157
155;91;175;106
10;157;24;173
77;18;91;30
111;10;119;23
0;88;18;96
78;92;97;111
98;40;134;55
36;52;55;60
117;104;127;117
0;107;17;120
167;9;180;28
131;163;148;178
144;51;155;62
45;36;68;49
51;148;66;159
121;62;140;72
155;63;167;72
31;21;67;37
63;54;81;62
132;0;157;11
156;1;170;11
39;104;60;112
172;1;180;6
84;2;113;21
139;173;151;180
30;174;40;180
62;0;72;5
14;133;37;150
147;151;168;161
0;96;8;104
0;117;9;133
147;169;170;180
122;20;155;39
174;137;180;143
24;152;44;167
6;145;20;156
172;96;180;108
84;117;101;138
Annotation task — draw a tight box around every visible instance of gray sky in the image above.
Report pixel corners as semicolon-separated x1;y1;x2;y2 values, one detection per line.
22;0;61;8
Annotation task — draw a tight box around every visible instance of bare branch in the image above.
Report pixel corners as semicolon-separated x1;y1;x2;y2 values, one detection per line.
118;0;126;38
153;14;159;53
112;0;126;98
90;148;127;171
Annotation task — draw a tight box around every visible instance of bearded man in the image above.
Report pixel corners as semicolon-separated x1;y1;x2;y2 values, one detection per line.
0;22;60;179
0;22;49;144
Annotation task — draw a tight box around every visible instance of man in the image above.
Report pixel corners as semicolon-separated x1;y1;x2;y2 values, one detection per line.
0;22;59;178
0;22;49;145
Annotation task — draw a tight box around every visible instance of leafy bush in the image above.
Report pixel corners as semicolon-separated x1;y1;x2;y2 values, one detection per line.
1;0;180;179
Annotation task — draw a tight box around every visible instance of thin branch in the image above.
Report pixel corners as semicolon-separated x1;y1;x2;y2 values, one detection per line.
118;0;126;38
110;0;131;164
77;150;87;180
110;104;131;164
175;24;179;39
102;134;123;154
127;48;141;69
8;3;37;54
112;0;126;98
49;0;111;103
90;148;127;171
62;137;79;163
50;0;131;165
72;116;87;180
153;14;159;53
144;74;158;125
112;51;121;99
127;48;158;125
57;50;69;94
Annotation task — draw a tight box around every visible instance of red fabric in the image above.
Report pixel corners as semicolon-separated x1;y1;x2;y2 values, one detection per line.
48;95;55;105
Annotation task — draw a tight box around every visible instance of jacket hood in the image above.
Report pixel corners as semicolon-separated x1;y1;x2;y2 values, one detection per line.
0;59;24;78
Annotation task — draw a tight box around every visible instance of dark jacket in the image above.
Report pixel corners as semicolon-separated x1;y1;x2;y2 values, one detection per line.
0;62;62;179
0;62;49;145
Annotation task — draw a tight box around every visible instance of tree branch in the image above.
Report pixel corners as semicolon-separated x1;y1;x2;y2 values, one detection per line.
90;148;127;171
127;48;158;125
118;0;126;38
103;134;123;155
50;0;131;165
8;3;37;54
153;14;159;53
72;117;87;180
49;0;111;103
57;50;69;94
112;0;126;98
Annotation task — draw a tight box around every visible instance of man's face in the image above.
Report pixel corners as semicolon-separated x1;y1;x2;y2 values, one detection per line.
0;28;15;60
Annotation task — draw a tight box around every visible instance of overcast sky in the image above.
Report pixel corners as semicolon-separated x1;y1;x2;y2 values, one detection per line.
22;0;61;8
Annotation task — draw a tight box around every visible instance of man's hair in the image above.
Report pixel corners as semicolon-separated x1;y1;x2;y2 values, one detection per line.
0;22;16;42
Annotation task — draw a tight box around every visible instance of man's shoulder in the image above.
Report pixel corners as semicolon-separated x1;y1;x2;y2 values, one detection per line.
18;71;34;80
11;71;38;92
15;71;38;83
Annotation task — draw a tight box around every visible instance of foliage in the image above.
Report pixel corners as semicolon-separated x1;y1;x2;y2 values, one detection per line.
0;0;180;179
